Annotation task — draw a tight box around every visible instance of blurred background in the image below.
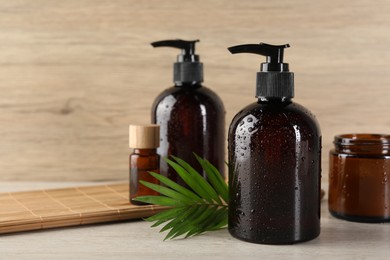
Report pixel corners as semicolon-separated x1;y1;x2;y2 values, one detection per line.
0;0;389;182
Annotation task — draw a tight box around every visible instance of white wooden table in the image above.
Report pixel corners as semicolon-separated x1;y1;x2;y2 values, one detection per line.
0;182;389;260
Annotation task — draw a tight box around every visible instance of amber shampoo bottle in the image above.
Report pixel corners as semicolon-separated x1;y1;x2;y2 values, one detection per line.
151;39;225;185
129;124;160;205
227;43;321;244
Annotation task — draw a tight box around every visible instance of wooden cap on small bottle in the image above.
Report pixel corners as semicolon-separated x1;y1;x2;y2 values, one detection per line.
129;124;160;148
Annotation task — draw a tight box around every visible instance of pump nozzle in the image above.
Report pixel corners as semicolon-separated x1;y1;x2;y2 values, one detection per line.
151;39;203;85
228;42;294;98
228;43;290;72
151;39;199;61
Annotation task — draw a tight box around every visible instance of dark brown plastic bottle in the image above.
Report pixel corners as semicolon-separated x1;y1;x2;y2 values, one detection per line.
227;43;321;244
129;125;160;205
151;40;225;185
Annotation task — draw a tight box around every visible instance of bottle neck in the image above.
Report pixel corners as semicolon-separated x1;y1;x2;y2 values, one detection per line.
258;97;292;103
334;134;390;155
175;82;202;88
132;148;157;156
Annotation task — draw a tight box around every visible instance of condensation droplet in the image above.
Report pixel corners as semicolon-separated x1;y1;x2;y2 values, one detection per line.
247;118;253;122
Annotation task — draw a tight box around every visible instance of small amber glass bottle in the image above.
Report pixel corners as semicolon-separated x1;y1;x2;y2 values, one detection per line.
129;124;160;205
329;134;390;222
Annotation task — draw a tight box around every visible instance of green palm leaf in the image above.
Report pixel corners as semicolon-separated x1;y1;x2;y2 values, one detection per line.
133;155;229;240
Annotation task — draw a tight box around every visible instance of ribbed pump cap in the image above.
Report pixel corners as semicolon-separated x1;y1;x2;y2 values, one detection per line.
256;72;294;98
129;124;160;149
228;42;294;99
151;39;203;85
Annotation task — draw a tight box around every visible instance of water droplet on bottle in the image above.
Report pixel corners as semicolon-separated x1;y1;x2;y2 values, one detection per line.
241;153;245;156
294;186;298;190
250;209;255;213
301;157;305;162
239;121;244;126
247;117;253;122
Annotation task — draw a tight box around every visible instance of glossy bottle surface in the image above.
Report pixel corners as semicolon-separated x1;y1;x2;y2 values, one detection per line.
329;134;390;222
130;148;160;205
228;98;321;244
152;84;225;185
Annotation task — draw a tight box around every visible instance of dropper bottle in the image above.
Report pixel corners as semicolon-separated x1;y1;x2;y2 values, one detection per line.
129;124;160;205
227;42;321;244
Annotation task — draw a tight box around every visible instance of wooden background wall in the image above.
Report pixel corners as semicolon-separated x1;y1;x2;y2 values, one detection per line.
1;0;389;182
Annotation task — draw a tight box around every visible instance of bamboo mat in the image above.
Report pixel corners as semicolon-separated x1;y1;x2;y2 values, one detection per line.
0;183;166;235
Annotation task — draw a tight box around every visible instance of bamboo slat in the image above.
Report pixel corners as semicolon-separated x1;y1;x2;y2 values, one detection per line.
0;183;165;235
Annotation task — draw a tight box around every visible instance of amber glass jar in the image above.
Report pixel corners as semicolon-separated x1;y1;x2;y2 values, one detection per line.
329;134;390;222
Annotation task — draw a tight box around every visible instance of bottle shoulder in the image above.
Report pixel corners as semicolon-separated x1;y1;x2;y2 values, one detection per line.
230;101;320;134
152;85;225;112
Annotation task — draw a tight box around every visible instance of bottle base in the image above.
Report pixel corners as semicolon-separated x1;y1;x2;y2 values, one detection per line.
130;199;151;206
228;229;320;245
329;210;390;223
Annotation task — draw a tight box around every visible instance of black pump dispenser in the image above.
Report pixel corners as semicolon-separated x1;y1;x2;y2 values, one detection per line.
151;39;203;85
228;42;294;99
